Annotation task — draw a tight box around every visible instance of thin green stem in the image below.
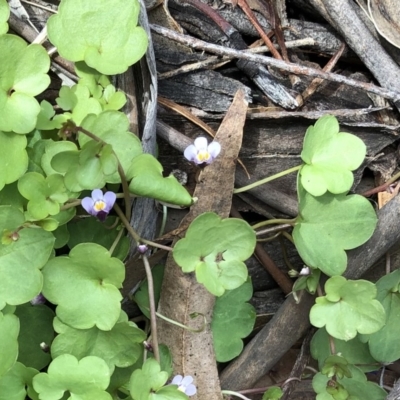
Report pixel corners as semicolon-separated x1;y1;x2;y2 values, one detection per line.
221;390;252;400
108;224;124;256
256;232;281;242
142;254;160;363
76;126;132;221
158;205;168;237
252;218;296;231
114;203;173;252
281;230;294;244
255;223;293;237
233;164;303;194
155;310;206;333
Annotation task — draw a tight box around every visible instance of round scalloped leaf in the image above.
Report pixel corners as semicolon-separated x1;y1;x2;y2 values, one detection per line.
15;304;55;371
311;328;377;373
36;100;68;131
32;354;112;400
262;387;283;400
0;182;26;211
361;270;400;363
67;216;129;261
300;115;366;196
129;358;188;400
211;279;256;362
313;365;387;400
0;34;50;133
47;0;148;75
79;111;143;184
41;243;124;330
18;172;69;220
51;311;145;373
0;362;39;400
173;212;256;296
128;154;193;207
41;140;78;177
0;206;54;309
0;312;19;378
293;184;377;276
0;0;9;35
56;84;102;125
310;276;385;341
0;131;28;191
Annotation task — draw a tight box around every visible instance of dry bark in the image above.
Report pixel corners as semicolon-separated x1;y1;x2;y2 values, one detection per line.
157;91;248;400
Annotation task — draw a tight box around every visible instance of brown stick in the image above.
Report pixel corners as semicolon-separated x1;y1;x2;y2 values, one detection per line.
149;24;400;102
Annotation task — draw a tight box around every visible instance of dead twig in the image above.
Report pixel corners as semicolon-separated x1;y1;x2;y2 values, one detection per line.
150;24;400;103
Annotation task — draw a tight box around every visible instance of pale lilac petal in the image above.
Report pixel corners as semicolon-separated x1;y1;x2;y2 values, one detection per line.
185;384;197;396
30;293;46;305
81;197;96;215
194;137;208;151
180;376;193;386
91;189;104;202
184;145;198;162
207;141;221;159
171;375;183;385
102;191;116;212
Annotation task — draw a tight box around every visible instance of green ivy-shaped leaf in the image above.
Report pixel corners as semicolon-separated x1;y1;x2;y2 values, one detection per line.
36;100;68;130
41;140;78;177
15;304;55;371
53;223;69;249
300;115;366;196
74;62;105;98
313;365;387;400
75;141;118;189
32;354;112;400
0;362;39;400
211;278;256;361
129;358;188;400
293;184;377;276
361;269;400;363
47;0;148;75
0;182;26;211
134;264;165;319
51;311;145;373
100;85;127;111
0;312;19;378
67;216;129;261
311;328;377;373
51;150;85;193
0;206;54;308
173;213;256;296
41;243;125;330
262;387;283;400
129;154;193;207
310;276;385;341
0;131;28;191
0;35;50;133
56;84;102;125
0;0;9;35
18;172;69;220
79;111;143;183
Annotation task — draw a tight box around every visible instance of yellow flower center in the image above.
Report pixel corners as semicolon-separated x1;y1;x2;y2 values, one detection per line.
196;150;210;163
94;200;106;212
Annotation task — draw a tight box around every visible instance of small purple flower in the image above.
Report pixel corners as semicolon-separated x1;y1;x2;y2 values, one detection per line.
137;244;148;254
81;189;116;221
171;375;196;396
184;137;221;165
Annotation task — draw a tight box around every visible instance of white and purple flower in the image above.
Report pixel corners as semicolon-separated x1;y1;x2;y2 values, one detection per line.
184;137;221;165
81;189;116;221
171;375;197;396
